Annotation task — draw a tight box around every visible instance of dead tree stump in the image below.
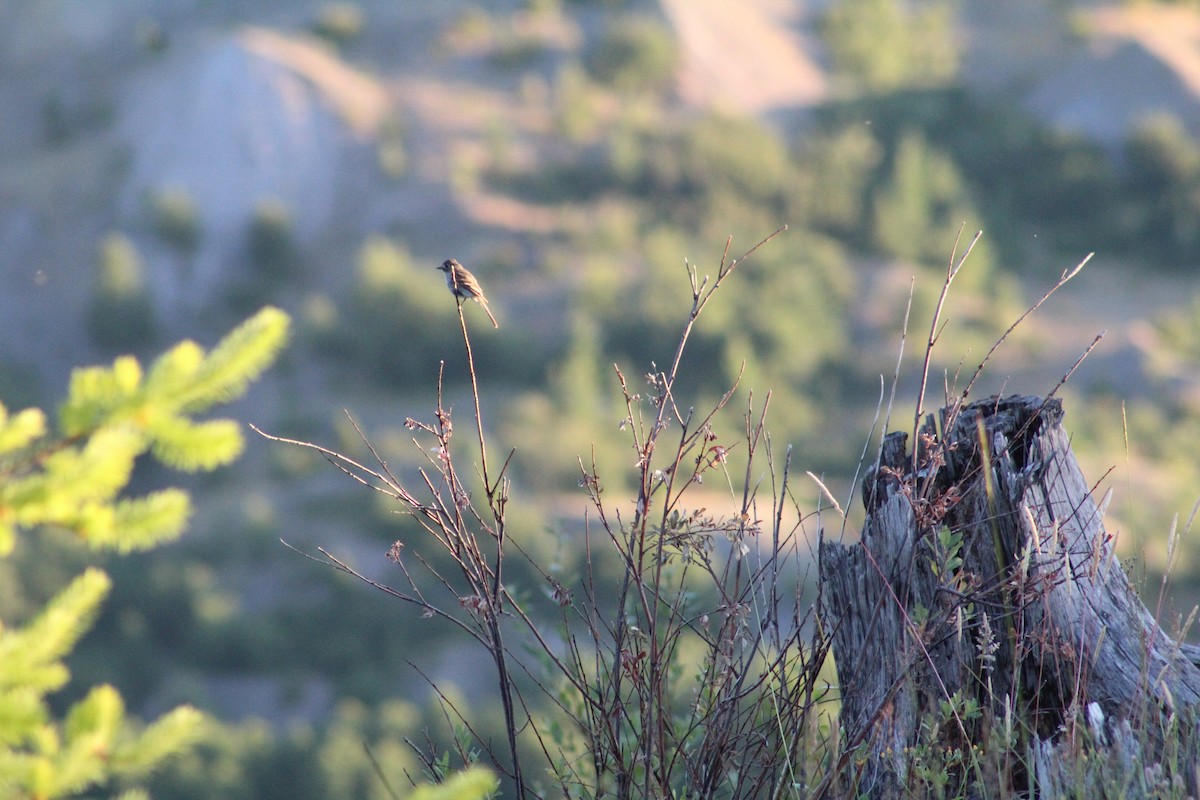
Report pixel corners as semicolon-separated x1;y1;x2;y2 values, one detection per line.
819;395;1200;797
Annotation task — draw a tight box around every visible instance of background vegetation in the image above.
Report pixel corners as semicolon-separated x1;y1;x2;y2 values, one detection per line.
4;0;1200;795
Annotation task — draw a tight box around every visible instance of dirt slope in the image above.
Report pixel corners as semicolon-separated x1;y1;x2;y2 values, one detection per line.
659;0;826;113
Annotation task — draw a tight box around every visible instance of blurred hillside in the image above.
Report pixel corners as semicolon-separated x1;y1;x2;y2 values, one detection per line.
5;0;1200;795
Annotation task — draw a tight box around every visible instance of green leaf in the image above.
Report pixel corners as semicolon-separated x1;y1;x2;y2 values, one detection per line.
172;306;290;413
0;308;290;798
101;490;192;552
110;705;205;778
0;405;46;455
143;340;205;408
115;790;151;800
65;685;123;747
58;308;289;442
0;688;47;744
0;569;110;692
410;767;500;800
59;357;144;437
149;416;244;471
35;426;144;510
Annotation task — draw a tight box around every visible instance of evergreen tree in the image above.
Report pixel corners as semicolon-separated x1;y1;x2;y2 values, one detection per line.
821;0;960;93
873;131;983;267
0;307;289;798
1123;113;1200;261
88;233;157;351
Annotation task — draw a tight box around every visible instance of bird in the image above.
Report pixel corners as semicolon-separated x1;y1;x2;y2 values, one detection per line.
438;258;499;328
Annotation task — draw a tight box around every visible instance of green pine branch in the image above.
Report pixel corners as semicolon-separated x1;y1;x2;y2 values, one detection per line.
60;306;289;441
101;490;191;553
170;305;290;412
0;306;290;555
0;569;110;695
0;406;46;457
109;705;206;779
148;416;244;471
0;684;203;799
409;767;500;800
0;306;289;798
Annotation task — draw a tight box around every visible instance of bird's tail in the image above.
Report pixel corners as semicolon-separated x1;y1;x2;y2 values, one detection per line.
478;297;499;328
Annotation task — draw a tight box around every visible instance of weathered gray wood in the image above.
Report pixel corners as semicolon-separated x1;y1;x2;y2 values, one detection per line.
819;395;1200;798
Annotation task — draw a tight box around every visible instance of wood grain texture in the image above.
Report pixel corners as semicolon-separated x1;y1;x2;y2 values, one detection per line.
819;395;1200;797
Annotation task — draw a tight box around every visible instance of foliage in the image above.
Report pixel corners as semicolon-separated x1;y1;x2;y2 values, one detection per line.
873;130;974;264
340;236;460;383
146;187;202;254
491;32;550;71
246;199;300;278
377;113;409;179
492;108;867;465
615;113;794;214
19;2;1200;795
820;0;961;93
147;701;500;800
287;226;1200;797
228;200;303;315
790;125;884;238
1152;287;1200;361
335;236;549;388
585;15;678;94
502;311;625;493
310;3;365;46
1063;387;1200;577
1120;113;1200;264
805;90;1200;270
553;62;603;142
269;233;835;798
0;307;288;798
88;233;157;351
409;768;499;800
801;89;1086;265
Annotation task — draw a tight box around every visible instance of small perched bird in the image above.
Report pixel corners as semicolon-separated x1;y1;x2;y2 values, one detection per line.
438;258;498;328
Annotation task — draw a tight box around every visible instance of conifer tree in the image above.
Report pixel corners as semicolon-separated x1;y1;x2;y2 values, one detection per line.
0;307;289;799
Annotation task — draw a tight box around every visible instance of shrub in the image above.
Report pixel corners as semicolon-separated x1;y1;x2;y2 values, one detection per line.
88;232;157;350
246;199;300;277
310;3;365;46
585;16;678;94
147;186;202;253
263;231;835;797
820;0;960;93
